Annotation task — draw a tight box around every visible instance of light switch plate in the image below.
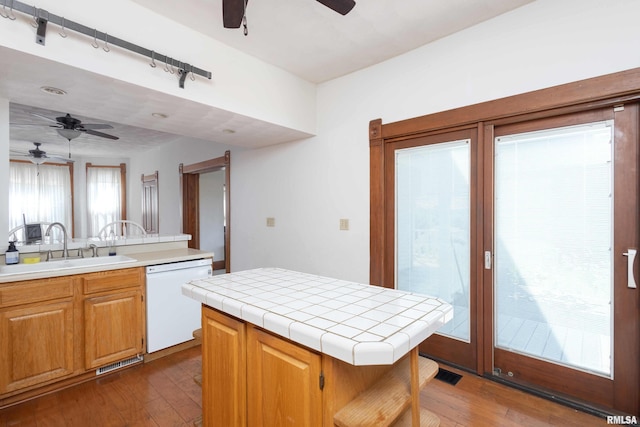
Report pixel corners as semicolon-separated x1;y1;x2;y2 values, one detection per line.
266;217;275;227
339;218;349;231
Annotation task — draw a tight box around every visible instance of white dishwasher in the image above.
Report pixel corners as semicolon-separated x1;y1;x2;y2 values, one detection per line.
146;258;212;353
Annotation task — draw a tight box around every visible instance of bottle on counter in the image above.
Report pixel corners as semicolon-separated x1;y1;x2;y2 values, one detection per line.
108;230;116;256
5;241;19;265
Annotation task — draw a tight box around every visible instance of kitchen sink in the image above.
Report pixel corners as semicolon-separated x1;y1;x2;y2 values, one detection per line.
0;255;137;277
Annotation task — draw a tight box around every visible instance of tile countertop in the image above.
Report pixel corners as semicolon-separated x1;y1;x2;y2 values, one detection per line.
182;268;453;366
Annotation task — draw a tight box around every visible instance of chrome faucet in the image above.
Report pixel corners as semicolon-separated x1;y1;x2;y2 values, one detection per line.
88;243;98;258
45;222;69;259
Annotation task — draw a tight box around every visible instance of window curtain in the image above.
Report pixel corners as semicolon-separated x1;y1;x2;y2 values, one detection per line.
8;161;72;241
86;166;122;237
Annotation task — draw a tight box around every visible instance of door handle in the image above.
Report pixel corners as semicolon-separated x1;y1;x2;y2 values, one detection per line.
623;249;637;289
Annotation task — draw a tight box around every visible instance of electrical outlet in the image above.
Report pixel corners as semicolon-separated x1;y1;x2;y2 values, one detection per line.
266;217;275;227
339;218;349;231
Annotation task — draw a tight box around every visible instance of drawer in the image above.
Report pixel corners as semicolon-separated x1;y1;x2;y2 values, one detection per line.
83;267;141;294
0;277;74;308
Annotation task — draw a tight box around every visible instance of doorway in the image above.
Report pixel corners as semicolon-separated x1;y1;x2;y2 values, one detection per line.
180;151;231;273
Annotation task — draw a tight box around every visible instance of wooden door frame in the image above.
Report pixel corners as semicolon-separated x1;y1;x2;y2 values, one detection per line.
369;67;640;415
180;151;231;273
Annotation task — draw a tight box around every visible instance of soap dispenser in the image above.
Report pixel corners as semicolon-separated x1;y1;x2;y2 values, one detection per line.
5;241;19;265
108;230;116;256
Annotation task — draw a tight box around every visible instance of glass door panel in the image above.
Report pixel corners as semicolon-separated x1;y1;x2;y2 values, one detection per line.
494;121;613;376
396;139;471;342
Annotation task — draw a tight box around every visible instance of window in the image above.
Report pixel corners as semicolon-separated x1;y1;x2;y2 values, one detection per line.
86;163;126;237
8;160;73;240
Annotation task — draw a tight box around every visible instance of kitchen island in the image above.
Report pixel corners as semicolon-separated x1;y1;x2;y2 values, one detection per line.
182;268;453;426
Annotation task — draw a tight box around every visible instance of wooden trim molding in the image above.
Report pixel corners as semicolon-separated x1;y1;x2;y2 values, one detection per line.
180;151;231;273
381;67;640;140
369;119;384;287
141;171;159;234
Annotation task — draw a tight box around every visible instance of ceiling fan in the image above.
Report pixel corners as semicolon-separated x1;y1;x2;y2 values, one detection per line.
11;142;75;165
223;0;356;30
12;112;119;141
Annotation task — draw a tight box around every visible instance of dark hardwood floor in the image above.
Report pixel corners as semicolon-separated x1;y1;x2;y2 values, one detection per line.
0;346;606;426
0;347;203;427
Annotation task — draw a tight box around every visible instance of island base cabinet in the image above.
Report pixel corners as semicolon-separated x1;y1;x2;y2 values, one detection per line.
0;300;74;393
201;305;438;427
202;305;247;427
247;326;322;427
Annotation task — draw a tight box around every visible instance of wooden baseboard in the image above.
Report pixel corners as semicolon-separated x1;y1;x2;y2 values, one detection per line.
212;260;225;271
144;339;201;363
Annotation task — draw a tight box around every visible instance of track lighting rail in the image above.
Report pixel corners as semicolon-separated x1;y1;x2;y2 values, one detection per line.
3;0;212;88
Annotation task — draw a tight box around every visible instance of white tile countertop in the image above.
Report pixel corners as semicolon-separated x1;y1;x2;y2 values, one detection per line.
182;268;453;366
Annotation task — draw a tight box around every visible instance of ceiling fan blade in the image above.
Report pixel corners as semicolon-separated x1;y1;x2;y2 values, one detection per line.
316;0;355;15
223;0;246;28
84;129;119;140
9;123;56;127
80;123;114;130
47;155;75;163
30;112;60;124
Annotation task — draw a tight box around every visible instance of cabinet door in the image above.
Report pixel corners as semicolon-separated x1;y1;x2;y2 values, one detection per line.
0;300;74;393
84;290;143;369
247;326;322;427
202;306;246;427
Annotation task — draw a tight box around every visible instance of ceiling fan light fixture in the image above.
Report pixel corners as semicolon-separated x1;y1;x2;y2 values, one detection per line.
30;156;47;165
57;128;81;140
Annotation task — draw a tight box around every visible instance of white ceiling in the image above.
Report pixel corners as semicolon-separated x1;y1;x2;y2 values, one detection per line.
3;0;533;158
133;0;533;83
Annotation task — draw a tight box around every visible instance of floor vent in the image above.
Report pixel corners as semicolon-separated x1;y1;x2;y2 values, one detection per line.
435;368;462;386
96;355;143;376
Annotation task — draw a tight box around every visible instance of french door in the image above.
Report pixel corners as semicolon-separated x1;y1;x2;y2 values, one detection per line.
385;105;639;414
486;107;639;413
385;127;480;369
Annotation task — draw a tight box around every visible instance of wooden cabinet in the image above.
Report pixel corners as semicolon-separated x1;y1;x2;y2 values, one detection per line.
201;306;322;427
0;267;145;403
201;305;441;427
202;305;246;427
83;268;145;369
247;326;322;427
0;277;75;394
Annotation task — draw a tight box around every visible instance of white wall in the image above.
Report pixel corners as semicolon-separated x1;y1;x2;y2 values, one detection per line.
231;0;640;283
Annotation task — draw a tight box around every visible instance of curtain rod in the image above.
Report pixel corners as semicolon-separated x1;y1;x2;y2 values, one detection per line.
4;0;213;88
